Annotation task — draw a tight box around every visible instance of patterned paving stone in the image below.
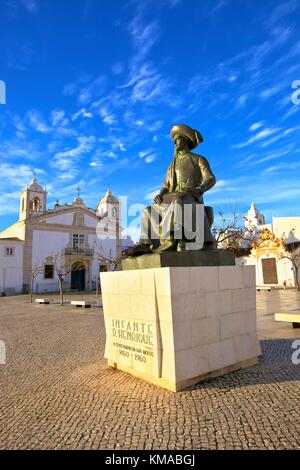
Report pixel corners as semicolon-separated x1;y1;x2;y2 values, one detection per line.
0;292;299;450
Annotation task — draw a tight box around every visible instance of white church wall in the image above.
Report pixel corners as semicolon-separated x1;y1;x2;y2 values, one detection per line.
84;214;98;228
44;212;99;228
89;234;117;282
0;244;24;294
276;257;295;287
32;230;69;263
45;213;74;225
237;254;296;288
32;230;69;293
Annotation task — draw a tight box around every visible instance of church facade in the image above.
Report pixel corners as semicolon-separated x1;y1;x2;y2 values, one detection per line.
0;179;122;295
237;203;300;288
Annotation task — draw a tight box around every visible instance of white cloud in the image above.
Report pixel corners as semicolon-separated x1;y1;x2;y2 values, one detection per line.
34;168;47;176
27;110;51;133
282;105;300;121
78;76;106;105
0;140;43;161
139;149;154;159
13;115;27;134
145;155;156;163
267;0;299;27
71;108;93;121
90;161;102;168
121;63;170;104
51;136;96;171
208;179;228;194
249;121;264;132
259;125;300;147
232;127;281;149
51;110;66;127
139;148;156;163
57;169;78;181
236;145;294;169
236;94;248;109
102;150;117;158
89;157;129;178
260;84;284;100
0;163;34;187
128;16;160;63
144;187;160;201
111;139;126;152
100;108;116;125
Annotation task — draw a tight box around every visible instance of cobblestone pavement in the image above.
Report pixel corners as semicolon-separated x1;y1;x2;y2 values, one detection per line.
0;291;299;450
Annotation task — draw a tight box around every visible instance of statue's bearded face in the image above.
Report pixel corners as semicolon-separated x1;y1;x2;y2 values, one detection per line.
174;135;190;151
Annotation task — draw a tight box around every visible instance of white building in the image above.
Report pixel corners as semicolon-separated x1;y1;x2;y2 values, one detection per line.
0;238;24;295
0;178;122;295
237;202;300;288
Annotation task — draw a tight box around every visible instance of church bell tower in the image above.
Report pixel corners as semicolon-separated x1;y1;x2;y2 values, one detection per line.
97;189;121;257
244;202;265;230
19;178;47;221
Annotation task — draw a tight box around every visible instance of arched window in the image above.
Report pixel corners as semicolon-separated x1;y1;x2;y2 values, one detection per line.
21;198;25;212
33;197;41;211
29;201;33;211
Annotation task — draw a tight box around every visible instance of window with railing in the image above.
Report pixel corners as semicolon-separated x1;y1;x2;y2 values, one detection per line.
73;233;85;252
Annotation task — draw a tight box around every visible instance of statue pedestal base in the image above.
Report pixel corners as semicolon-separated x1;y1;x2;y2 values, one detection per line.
121;249;235;271
101;266;261;392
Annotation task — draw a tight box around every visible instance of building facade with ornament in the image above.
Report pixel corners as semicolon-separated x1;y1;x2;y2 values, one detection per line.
237;203;300;288
0;178;123;295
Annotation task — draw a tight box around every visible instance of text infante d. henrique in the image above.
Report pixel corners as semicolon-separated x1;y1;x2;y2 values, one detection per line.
112;319;154;347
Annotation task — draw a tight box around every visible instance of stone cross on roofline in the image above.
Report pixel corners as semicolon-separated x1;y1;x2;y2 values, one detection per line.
76;185;81;198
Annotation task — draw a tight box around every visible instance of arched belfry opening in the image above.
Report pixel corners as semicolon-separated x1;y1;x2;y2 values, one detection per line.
33;197;41;211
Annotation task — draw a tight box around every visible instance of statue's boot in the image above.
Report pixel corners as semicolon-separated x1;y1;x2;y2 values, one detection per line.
122;243;152;258
153;239;177;253
177;241;185;251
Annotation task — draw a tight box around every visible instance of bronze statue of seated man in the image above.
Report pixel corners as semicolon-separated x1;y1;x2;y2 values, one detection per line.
124;124;216;257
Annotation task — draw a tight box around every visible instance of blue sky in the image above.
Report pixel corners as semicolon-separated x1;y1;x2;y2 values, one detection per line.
1;0;300;235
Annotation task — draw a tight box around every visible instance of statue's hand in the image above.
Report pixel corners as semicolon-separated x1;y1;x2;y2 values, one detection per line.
154;194;162;205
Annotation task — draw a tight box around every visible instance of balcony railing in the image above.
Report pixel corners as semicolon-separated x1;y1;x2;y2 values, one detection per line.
64;247;94;257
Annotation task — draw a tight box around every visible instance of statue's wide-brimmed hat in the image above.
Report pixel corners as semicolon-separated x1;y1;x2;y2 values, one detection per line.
171;124;203;150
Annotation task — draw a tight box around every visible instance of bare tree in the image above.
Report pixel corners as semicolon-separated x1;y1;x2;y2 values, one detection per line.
94;247;122;303
212;209;258;254
54;254;84;306
95;276;101;302
280;246;300;291
29;264;43;303
95;246;121;272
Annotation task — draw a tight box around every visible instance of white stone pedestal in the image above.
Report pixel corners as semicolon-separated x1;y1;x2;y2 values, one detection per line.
101;266;261;392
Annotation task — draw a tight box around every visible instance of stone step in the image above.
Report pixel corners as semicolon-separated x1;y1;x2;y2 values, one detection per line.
70;301;91;308
275;312;300;328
